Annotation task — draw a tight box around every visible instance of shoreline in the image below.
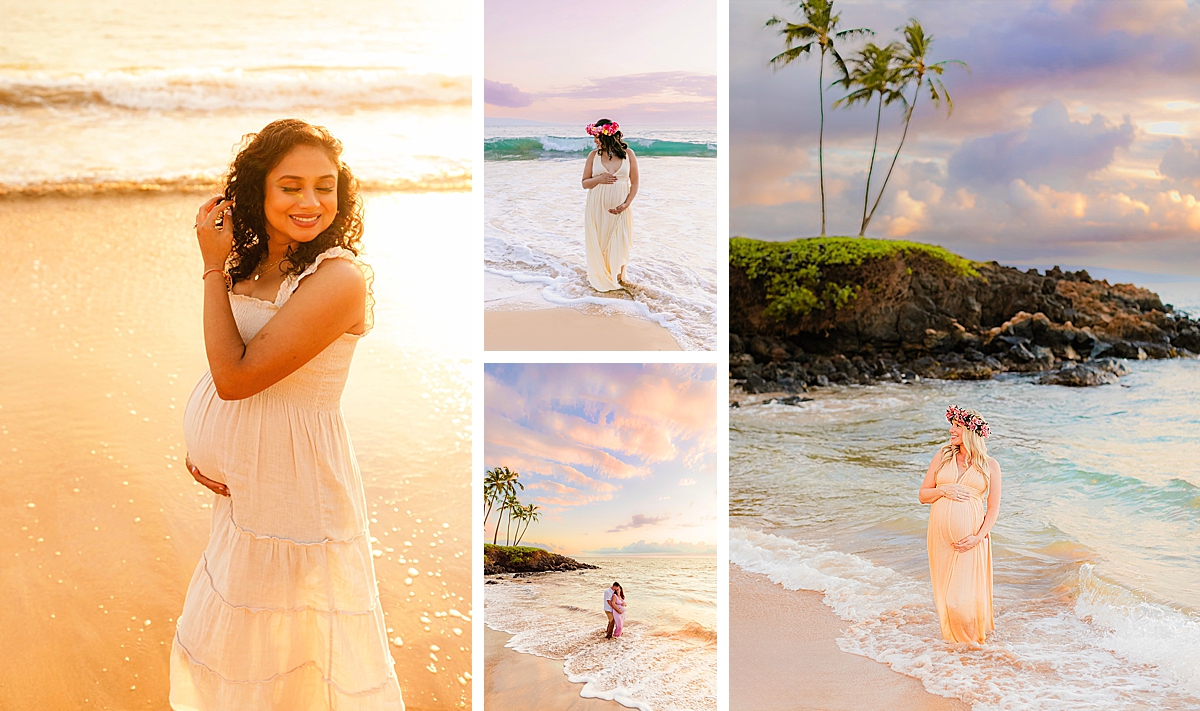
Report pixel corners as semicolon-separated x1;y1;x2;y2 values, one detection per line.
485;627;622;711
730;563;968;711
485;307;682;351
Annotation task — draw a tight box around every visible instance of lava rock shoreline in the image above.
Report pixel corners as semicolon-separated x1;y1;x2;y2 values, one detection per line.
483;544;600;575
730;238;1198;394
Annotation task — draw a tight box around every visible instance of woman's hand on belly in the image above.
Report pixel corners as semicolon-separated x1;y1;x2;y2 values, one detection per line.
186;454;230;497
952;533;984;552
938;483;972;501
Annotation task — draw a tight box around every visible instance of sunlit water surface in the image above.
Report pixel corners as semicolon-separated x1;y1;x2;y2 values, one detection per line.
0;191;473;709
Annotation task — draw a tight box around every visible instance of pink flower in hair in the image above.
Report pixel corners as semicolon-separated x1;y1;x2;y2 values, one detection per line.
946;404;990;438
585;121;620;137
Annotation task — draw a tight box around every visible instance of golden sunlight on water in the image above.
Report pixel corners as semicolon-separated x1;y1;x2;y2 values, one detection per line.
0;192;472;709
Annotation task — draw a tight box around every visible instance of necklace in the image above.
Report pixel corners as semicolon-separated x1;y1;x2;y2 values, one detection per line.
253;256;286;281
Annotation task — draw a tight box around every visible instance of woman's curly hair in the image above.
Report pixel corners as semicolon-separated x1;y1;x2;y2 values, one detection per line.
593;118;629;160
222;119;364;283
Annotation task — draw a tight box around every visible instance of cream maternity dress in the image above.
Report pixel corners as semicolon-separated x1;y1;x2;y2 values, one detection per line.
171;247;403;710
926;454;994;644
584;150;632;292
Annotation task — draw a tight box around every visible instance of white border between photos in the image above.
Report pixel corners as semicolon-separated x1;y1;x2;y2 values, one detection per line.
470;0;486;707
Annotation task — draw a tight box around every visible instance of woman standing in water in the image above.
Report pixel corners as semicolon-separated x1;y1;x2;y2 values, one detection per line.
919;405;1002;644
582;118;639;291
173;119;403;709
611;583;627;638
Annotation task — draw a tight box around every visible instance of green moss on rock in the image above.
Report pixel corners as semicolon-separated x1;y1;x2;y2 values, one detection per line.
730;236;980;321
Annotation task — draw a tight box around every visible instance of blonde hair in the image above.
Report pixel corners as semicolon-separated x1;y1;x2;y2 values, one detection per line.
941;407;991;487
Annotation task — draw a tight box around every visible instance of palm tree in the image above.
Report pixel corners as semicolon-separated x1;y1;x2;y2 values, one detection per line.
483;466;507;530
502;492;522;545
486;467;523;545
766;0;872;237
514;504;541;546
506;502;526;547
833;41;905;236
861;20;968;235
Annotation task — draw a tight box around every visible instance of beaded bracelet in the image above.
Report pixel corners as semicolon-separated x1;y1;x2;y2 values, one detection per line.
202;267;232;292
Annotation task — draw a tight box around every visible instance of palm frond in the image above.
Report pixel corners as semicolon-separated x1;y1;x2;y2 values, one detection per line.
769;42;816;69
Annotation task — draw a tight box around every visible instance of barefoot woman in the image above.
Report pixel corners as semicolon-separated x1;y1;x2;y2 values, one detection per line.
582;118;639;291
919;405;1003;644
172;119;403;709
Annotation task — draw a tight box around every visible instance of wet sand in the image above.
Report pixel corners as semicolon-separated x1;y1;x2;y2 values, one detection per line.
0;193;472;710
484;308;682;351
485;627;620;711
730;564;968;711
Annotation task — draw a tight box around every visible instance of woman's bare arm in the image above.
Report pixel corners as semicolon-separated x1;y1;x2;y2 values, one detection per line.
919;451;947;504
582;150;618;189
203;259;364;401
196;195;365;401
976;458;1003;539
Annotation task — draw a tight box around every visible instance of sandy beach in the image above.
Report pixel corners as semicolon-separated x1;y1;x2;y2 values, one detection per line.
0;193;472;709
485;627;621;711
485;308;682;351
730;564;967;711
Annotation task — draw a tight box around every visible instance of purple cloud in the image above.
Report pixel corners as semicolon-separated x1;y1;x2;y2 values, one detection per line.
544;72;717;100
949;101;1133;186
607;513;670;533
1160;138;1200;185
485;79;534;108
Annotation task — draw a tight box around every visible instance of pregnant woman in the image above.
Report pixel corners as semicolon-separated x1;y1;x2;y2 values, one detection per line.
919;405;1003;644
172;119;403;709
611;583;627;638
582;118;640;292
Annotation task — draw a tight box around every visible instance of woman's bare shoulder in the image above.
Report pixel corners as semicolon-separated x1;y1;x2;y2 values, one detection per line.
296;255;366;300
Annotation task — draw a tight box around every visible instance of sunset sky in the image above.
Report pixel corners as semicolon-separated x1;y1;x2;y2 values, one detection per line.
484;0;717;125
484;363;717;556
734;0;1200;276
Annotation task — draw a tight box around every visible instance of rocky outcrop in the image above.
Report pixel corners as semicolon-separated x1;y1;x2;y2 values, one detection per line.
483;544;599;575
730;238;1197;391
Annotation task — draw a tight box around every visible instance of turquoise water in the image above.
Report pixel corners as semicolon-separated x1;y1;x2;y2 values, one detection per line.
484;125;717;161
484;135;717;160
486;556;717;711
731;360;1200;709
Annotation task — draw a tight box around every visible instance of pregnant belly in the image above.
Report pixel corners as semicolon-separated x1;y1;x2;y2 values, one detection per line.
589;181;630;209
932;498;983;542
182;372;228;485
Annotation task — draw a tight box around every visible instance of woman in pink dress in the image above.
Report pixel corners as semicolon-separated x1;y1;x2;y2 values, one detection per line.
611;583;627;637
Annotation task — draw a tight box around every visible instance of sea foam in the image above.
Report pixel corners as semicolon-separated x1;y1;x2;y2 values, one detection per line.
732;527;1200;710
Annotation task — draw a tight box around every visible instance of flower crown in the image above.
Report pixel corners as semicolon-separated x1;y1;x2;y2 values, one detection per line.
586;121;620;137
946;405;990;438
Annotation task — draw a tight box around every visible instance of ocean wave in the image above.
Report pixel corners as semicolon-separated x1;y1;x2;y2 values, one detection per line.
649;621;718;645
484;136;717;160
0;172;470;198
0;67;469;112
487;579;716;711
731;527;1200;709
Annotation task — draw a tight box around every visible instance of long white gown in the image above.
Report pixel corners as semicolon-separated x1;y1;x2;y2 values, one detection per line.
584;150;632;292
171;247;403;710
